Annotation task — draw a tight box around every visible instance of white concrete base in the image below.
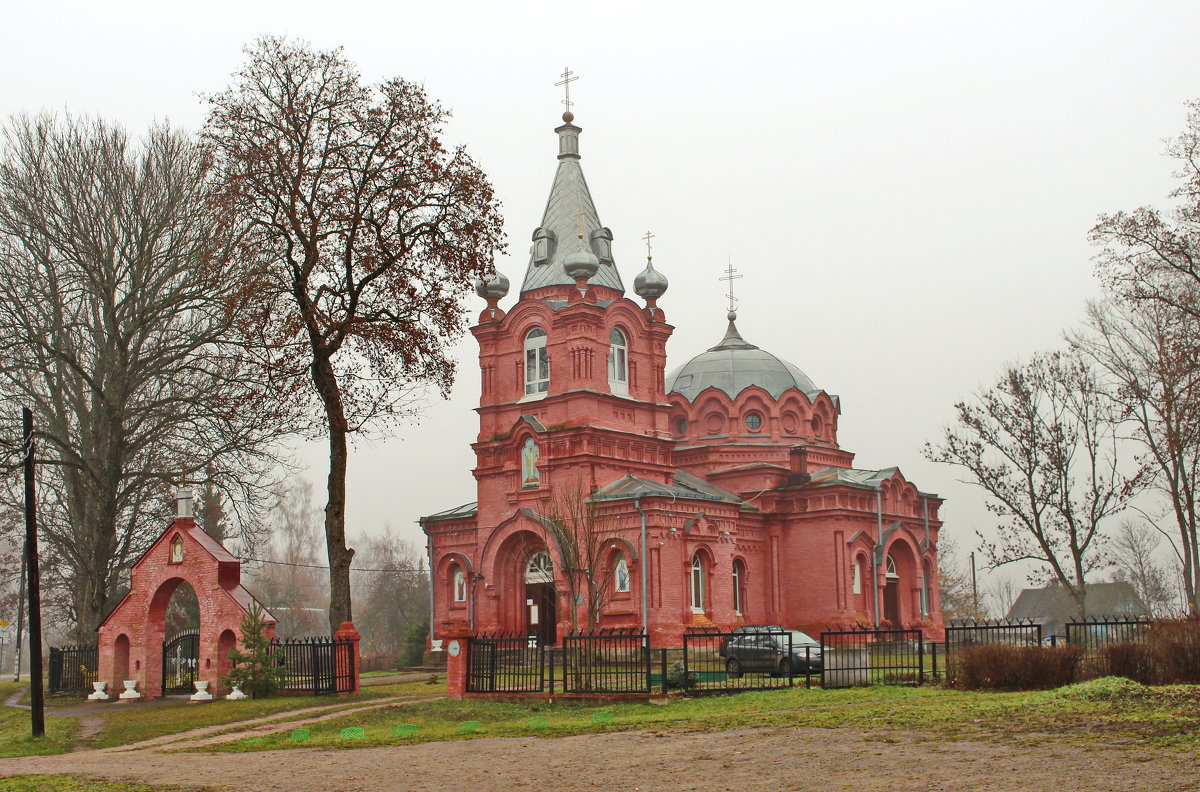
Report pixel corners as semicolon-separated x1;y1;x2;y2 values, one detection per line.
430;639;443;652
225;684;248;700
118;680;142;700
87;682;109;701
189;680;214;702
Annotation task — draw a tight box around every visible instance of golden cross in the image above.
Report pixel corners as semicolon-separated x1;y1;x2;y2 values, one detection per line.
720;260;742;314
642;230;655;260
576;208;585;239
556;67;579;113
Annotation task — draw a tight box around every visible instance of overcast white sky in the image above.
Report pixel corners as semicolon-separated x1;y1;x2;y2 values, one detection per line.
4;1;1198;597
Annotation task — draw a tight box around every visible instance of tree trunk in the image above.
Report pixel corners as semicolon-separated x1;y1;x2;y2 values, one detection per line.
312;351;355;634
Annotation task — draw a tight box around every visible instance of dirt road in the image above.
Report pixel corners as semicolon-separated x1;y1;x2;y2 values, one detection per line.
2;725;1196;792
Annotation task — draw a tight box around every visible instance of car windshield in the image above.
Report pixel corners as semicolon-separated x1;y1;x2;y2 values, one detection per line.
788;631;819;647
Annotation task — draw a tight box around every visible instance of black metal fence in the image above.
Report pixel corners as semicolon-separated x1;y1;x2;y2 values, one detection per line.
820;628;925;688
273;636;357;695
682;630;817;693
561;632;650;694
946;619;1042;652
467;633;544;693
1066;616;1155;678
48;644;98;694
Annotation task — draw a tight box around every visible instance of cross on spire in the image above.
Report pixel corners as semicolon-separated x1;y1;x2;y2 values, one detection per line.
642;230;655;261
556;67;579;116
576;207;585;239
720;261;743;315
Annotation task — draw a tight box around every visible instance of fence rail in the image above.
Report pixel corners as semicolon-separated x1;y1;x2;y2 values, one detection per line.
272;636;357;695
467;634;544;693
946;619;1042;652
820;628;925;688
560;632;650;694
48;644;98;694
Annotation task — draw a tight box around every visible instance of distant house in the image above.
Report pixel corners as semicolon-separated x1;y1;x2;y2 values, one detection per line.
1005;581;1149;639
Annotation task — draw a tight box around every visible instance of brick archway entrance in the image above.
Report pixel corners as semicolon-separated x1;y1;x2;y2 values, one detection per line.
96;492;276;700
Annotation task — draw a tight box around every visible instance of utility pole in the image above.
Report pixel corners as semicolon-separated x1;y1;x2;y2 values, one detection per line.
23;408;45;738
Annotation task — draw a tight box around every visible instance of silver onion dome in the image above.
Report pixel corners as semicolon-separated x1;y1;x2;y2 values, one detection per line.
563;244;600;281
475;271;510;300
634;260;668;300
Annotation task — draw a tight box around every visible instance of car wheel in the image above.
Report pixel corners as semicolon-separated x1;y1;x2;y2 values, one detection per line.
726;657;741;679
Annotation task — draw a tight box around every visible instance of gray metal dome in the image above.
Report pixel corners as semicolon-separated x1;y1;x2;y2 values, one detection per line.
666;316;818;402
634;260;668;299
475;271;510;300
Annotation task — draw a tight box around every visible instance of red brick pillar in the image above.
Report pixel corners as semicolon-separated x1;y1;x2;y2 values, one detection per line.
334;621;362;695
442;619;471;699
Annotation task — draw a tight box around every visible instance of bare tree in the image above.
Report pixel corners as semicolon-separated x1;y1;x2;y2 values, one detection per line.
985;575;1021;619
351;528;428;659
936;535;983;621
1109;519;1179;616
244;479;328;637
925;351;1136;618
0;115;286;639
1092;100;1200;321
539;484;623;635
203;37;504;632
1071;297;1200;613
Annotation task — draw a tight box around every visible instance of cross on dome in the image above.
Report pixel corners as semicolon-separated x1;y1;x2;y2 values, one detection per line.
642;230;655;261
720;261;742;319
556;67;579;121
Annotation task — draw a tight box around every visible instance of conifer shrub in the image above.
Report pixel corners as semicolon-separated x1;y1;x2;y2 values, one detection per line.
946;644;1083;690
225;603;287;698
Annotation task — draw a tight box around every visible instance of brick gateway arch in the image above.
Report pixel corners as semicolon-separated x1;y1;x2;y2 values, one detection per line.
96;491;276;699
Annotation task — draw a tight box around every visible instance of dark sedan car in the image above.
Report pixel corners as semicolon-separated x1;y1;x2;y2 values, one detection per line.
724;630;823;677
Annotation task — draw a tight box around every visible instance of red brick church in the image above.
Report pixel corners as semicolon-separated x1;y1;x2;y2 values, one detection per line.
421;107;944;647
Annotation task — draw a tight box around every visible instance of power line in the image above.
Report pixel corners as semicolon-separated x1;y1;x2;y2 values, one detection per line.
235;555;426;574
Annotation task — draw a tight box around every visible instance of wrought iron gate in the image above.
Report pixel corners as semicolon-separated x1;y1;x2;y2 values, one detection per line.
162;630;200;695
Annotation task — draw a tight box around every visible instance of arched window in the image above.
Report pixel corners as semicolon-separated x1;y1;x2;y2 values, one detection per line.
526;551;554;584
608;327;628;394
452;566;467;602
885;554;899;579
524;328;549;395
852;556;863;595
732;560;746;614
614;553;630;593
690;554;705;613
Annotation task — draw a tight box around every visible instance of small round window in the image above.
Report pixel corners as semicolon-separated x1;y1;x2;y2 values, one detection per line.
744;413;763;432
675;417;688;436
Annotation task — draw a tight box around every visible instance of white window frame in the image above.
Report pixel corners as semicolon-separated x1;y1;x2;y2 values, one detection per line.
608;327;628;395
524;328;549;396
526;551;554;584
732;560;744;615
690;555;705;613
852;557;862;595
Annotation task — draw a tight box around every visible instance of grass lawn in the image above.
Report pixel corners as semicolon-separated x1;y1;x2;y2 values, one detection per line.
0;682;77;757
91;677;440;749
0;677;440;757
202;676;1200;754
0;776;215;792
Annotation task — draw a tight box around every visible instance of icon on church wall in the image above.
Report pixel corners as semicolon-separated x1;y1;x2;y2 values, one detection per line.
521;437;541;488
169;535;184;564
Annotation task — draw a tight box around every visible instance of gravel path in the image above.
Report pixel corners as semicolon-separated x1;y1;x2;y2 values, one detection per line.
1;724;1196;792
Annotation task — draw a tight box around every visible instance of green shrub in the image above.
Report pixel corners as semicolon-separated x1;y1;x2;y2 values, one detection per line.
224;603;287;699
947;643;1084;690
400;617;430;667
666;660;698;690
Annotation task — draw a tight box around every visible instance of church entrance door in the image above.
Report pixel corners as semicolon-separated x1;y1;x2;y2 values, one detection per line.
524;551;557;646
883;581;900;625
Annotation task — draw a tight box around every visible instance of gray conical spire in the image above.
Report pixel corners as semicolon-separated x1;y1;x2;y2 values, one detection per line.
520;114;625;295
